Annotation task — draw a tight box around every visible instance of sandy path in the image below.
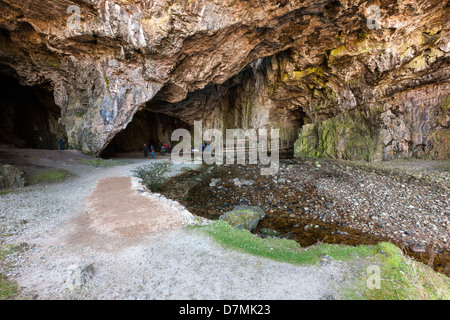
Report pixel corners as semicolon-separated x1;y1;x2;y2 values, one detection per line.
1;151;350;300
79;176;186;240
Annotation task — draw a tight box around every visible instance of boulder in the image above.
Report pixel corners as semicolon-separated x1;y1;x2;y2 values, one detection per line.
0;165;25;189
219;205;265;231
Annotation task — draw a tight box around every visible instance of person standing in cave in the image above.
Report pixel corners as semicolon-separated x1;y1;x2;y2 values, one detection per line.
150;145;155;158
58;138;65;150
143;144;149;158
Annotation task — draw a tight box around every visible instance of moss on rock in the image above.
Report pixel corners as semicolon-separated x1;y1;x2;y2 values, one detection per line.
428;129;450;159
294;115;378;161
0;165;25;190
219;205;266;231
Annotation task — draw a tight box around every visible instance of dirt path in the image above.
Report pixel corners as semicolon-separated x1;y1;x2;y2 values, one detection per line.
1;149;351;300
79;176;187;241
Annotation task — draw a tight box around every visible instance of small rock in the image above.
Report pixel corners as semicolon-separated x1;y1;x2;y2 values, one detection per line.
260;228;281;237
409;244;426;253
319;255;334;266
209;178;221;187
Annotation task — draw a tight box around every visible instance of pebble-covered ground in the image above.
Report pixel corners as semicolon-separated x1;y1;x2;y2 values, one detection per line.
158;158;450;276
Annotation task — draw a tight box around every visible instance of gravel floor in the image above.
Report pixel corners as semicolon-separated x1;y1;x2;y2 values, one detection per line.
311;159;449;250
10;229;348;300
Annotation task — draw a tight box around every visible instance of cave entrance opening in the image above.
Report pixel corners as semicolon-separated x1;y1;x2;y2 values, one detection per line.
0;70;65;150
100;108;192;159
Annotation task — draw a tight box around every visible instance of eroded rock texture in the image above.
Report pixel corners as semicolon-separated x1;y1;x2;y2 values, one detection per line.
0;0;448;159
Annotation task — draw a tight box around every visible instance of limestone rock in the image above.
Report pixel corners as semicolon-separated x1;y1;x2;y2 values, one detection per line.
209;178;221;187
65;264;94;291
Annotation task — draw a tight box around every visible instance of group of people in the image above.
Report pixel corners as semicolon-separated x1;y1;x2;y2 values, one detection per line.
160;144;173;154
142;144;154;158
142;141;210;158
142;143;173;158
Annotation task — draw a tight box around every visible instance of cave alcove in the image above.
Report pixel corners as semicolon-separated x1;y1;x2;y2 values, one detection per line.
0;70;66;150
100;108;192;158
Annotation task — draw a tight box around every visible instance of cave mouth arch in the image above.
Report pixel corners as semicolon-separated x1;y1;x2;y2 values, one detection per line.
100;108;193;159
0;69;66;150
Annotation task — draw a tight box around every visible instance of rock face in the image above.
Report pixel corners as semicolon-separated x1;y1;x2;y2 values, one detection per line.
294;82;450;161
0;0;448;159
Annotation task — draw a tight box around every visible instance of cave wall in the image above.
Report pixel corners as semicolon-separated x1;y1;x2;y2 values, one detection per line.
294;83;450;161
0;0;448;160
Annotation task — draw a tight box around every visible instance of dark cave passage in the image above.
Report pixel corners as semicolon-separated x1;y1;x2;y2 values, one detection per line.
0;70;65;150
100;108;192;158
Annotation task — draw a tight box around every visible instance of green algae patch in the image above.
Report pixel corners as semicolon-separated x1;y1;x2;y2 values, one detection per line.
355;242;450;300
428;129;450;160
294;123;319;158
27;168;74;185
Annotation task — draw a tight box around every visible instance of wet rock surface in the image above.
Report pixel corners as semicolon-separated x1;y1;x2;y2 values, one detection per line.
157;158;450;276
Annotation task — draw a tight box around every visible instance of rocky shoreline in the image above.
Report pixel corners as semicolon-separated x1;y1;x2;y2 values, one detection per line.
157;158;450;276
